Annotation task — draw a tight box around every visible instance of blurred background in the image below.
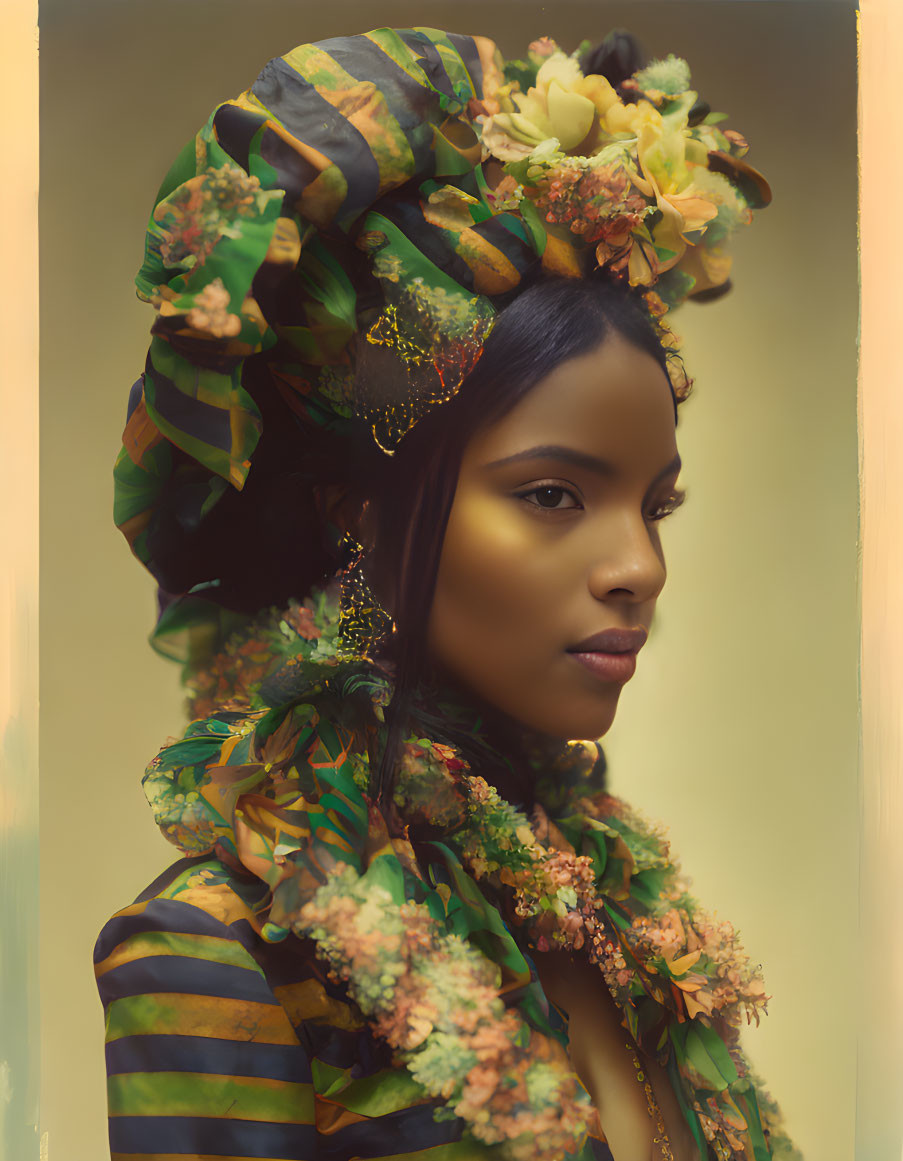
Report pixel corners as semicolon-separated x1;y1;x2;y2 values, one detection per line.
39;2;859;1158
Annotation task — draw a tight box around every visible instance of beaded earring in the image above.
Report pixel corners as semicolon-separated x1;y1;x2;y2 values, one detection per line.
333;531;395;662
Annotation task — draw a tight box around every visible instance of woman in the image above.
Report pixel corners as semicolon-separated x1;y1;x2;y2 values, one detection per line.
95;25;793;1160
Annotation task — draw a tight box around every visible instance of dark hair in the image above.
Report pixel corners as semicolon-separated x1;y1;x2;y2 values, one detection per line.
147;29;664;629
361;273;687;801
150;274;685;800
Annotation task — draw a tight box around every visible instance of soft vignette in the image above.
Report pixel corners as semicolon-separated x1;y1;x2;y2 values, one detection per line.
2;2;893;1160
35;3;858;1159
0;1;40;1160
856;1;903;1157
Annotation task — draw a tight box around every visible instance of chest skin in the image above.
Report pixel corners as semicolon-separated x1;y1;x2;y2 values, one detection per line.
532;949;702;1161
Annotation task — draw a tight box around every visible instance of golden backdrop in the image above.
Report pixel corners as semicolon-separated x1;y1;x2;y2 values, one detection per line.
38;3;858;1158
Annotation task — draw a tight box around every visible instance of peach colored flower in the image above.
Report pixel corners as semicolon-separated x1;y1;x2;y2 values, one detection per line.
186;278;242;338
285;604;322;640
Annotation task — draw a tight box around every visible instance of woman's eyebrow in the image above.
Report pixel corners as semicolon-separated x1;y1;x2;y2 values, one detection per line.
482;444;682;481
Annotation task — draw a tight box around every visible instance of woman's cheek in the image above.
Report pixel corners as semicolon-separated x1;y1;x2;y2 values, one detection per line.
446;498;547;620
430;495;532;663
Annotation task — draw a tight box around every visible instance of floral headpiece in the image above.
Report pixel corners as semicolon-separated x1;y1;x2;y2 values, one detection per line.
113;26;769;651
479;37;769;305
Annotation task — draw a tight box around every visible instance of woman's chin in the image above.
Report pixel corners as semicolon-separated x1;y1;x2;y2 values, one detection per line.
432;665;622;745
507;693;621;744
554;712;618;743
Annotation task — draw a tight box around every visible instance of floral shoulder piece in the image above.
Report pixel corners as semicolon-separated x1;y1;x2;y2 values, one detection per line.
143;583;798;1160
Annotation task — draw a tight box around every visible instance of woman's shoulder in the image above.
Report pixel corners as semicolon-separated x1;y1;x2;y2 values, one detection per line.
96;852;268;949
92;853;323;1158
93;854;276;990
93;852;350;1040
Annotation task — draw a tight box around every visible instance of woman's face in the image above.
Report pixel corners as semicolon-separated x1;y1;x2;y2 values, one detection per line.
426;332;682;741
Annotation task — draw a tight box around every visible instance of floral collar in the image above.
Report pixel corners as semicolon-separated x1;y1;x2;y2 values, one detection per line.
145;583;795;1160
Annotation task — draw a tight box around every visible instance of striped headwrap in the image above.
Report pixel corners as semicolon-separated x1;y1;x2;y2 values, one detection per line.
113;26;768;654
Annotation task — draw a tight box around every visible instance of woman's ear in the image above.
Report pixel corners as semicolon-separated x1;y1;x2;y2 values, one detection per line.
316;484;370;546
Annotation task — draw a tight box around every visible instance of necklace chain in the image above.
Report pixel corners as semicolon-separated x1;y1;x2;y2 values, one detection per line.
628;1044;675;1161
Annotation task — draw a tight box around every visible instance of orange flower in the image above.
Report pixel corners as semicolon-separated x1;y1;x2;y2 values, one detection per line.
285;603;322;640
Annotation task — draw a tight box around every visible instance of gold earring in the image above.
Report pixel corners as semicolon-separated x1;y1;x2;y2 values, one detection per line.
335;533;394;661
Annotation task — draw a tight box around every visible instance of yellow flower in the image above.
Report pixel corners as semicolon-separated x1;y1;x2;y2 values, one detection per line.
515;824;537;848
652;188;718;263
607;108;717;282
635;112;690;195
678;240;734;295
480;51;621;160
601;96;661;140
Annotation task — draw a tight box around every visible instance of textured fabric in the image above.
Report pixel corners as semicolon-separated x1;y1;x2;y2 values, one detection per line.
95;586;797;1160
113;27;507;590
96;855;615;1161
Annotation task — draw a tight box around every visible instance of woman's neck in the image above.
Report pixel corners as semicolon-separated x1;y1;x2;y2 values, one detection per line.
410;660;568;811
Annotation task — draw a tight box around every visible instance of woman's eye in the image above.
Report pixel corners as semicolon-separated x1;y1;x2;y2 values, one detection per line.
647;488;687;522
518;485;581;511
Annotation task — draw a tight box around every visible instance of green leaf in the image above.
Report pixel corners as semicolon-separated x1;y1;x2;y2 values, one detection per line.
683;1023;739;1090
604;902;632;931
503;58;538;92
518;198;548;256
361;852;406;902
157;738;224;767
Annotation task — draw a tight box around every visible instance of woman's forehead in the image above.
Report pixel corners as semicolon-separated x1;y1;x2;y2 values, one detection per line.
465;337;679;469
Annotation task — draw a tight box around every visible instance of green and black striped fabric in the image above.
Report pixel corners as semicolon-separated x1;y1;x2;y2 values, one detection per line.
95;855;615;1161
114;26;522;602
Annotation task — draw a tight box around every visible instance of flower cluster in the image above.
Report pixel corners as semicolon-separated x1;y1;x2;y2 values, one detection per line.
629;906;769;1026
152;581;785;1161
591;931;636;997
375;733;774;1160
185;584;344;719
529;158;649;258
431;753;770;1036
393;738;469;830
186;631;280;719
458;775;541;881
475;38;766;307
294;863;593;1159
185;277;242;338
154;162;279;272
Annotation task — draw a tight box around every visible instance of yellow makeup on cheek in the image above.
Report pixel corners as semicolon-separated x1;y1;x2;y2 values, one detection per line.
441;490;526;604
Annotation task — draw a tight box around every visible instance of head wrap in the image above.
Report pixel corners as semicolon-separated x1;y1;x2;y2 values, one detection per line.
113;26;769;666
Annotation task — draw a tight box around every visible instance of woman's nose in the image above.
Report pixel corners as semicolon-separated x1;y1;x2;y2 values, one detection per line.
586;511;667;604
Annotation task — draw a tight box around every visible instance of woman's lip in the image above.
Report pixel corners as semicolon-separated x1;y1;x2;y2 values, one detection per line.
568;650;637;684
569;627;647;653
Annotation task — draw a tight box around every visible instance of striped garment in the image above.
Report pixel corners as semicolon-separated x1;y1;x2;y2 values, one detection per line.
95;854;615;1161
113;24;520;584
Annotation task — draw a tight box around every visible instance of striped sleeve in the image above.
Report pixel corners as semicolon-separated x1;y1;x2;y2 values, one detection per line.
94;897;316;1161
